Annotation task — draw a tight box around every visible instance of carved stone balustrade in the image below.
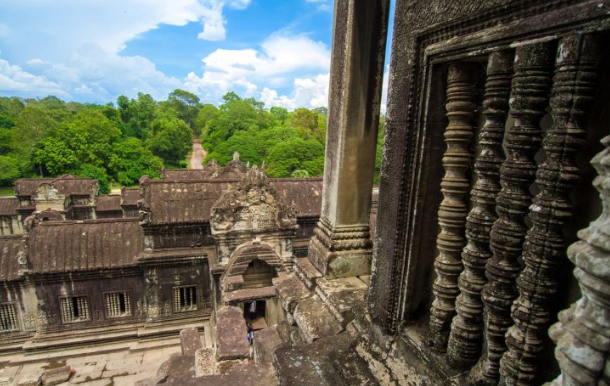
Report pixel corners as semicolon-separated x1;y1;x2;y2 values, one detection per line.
499;34;603;386
429;62;479;352
547;133;610;385
476;41;555;385
448;51;513;368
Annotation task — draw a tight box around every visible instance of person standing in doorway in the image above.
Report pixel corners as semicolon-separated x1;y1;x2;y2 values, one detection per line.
249;301;257;321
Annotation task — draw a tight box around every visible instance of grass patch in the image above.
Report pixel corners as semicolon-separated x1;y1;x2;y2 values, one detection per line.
0;186;14;196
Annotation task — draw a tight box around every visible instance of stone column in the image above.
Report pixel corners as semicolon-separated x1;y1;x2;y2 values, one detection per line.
308;0;390;279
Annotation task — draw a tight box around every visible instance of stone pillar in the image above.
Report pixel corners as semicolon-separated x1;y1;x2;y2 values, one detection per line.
308;0;390;279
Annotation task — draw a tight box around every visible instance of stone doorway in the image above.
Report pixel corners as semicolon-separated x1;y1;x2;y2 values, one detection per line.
244;300;267;330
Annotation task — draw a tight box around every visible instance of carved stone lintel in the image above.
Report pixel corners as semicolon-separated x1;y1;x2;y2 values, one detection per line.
500;34;602;386
448;51;513;368
476;41;555;384
429;62;479;352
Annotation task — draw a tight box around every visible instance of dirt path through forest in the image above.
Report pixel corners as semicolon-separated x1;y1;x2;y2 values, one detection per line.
189;138;206;169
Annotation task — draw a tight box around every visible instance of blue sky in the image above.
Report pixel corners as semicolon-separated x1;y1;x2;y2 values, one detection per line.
0;0;392;110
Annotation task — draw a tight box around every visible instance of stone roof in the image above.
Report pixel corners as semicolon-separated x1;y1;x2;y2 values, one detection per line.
14;175;98;197
0;197;19;216
0;236;21;281
121;187;140;206
96;195;121;212
28;219;143;275
141;180;230;225
140;177;323;226
270;178;323;217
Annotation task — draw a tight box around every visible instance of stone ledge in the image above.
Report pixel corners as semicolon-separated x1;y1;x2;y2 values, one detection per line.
293;296;342;343
294;257;323;290
315;277;368;327
223;286;277;305
274;274;311;314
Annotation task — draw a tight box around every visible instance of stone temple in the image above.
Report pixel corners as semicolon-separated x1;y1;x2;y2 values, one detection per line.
1;1;610;385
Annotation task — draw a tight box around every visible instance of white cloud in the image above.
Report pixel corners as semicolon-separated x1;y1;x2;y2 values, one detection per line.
184;34;330;106
260;73;329;109
0;0;250;64
0;51;65;96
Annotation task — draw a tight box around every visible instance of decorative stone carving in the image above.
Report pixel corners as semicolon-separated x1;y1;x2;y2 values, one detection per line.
500;34;602;385
211;165;297;235
547;134;610;385
448;51;513;367
477;41;555;384
429;62;478;351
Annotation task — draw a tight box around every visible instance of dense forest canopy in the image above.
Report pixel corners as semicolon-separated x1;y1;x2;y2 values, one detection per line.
0;90;384;194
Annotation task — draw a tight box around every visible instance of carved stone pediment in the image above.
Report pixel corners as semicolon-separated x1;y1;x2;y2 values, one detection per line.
34;184;64;202
210;166;298;235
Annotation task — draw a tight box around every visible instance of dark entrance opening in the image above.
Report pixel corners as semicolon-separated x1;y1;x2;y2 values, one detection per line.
244;300;267;330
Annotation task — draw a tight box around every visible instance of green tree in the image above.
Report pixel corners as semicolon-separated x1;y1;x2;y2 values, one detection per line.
33;138;78;176
195;104;219;137
167;89;201;131
270;106;289;125
148;115;193;167
72;164;110;194
13;106;61;176
109;138;163;186
0;155;21;186
266;138;325;177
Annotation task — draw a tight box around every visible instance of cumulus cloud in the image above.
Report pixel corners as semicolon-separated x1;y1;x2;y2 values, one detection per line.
0;51;65;97
260;73;329;109
184;34;330;106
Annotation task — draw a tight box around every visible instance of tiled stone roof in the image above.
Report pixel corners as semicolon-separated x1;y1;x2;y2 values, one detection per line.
0;197;19;216
96;195;121;212
0;236;21;281
28;218;143;274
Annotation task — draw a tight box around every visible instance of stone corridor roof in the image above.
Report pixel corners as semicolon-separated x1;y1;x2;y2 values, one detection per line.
14;175;98;197
140;177;323;225
0;236;22;281
0;197;19;216
28;219;143;274
96;195;121;212
270;178;322;217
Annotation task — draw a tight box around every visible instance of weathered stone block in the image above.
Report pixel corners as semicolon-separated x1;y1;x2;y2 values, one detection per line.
194;348;215;377
41;366;72;386
274;274;311;313
253;327;284;365
180;327;203;356
293;296;342;343
216;306;250;360
17;377;41;386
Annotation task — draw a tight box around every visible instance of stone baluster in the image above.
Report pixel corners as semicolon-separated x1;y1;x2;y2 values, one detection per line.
475;42;555;384
501;34;602;386
448;51;513;368
429;63;478;351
